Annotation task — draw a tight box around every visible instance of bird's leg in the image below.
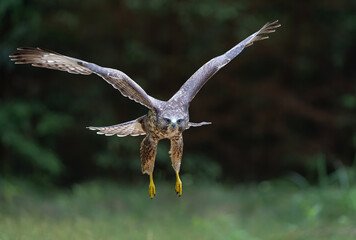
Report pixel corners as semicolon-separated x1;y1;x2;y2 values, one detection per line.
140;135;158;199
175;170;182;196
149;173;156;199
170;135;183;197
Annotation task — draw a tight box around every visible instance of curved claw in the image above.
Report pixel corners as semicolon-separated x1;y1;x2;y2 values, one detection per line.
149;173;156;199
175;171;182;197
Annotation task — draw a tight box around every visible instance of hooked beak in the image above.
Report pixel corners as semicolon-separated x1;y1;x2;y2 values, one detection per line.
171;122;177;127
170;119;178;127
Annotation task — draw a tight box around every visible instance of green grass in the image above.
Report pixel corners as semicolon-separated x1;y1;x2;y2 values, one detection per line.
1;179;356;240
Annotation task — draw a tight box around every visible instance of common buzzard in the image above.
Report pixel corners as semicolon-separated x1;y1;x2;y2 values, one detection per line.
10;20;280;198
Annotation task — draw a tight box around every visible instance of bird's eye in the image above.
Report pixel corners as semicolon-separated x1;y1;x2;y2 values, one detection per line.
164;118;171;124
177;119;183;124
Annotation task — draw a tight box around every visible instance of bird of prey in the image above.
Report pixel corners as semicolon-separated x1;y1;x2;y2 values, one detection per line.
10;20;280;198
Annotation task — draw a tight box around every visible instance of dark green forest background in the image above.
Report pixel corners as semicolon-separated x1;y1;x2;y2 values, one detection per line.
0;0;355;187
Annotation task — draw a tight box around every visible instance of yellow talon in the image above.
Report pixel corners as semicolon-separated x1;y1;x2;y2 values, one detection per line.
175;171;182;197
149;173;156;199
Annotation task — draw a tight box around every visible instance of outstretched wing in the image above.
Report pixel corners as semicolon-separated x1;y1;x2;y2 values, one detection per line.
87;116;146;137
170;20;281;105
9;47;156;109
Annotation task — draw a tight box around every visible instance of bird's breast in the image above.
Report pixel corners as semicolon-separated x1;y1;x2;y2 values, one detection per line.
151;125;182;140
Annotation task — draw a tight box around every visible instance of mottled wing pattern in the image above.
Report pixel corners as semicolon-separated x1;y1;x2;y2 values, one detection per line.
9;47;155;109
82;62;156;109
170;20;281;104
87;117;146;137
10;47;93;74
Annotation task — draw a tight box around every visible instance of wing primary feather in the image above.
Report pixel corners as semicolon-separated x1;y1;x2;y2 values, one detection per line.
170;20;280;104
9;47;157;109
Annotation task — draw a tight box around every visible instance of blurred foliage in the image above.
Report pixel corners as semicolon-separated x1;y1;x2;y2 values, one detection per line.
0;100;72;178
0;0;355;185
1;179;356;239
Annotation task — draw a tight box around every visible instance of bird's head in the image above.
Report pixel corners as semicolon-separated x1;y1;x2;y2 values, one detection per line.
157;114;188;132
155;103;189;134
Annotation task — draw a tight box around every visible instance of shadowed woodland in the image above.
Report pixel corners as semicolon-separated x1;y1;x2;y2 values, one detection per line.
1;0;354;185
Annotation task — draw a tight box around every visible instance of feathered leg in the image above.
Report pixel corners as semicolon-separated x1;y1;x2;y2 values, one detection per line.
140;135;158;199
170;135;184;197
